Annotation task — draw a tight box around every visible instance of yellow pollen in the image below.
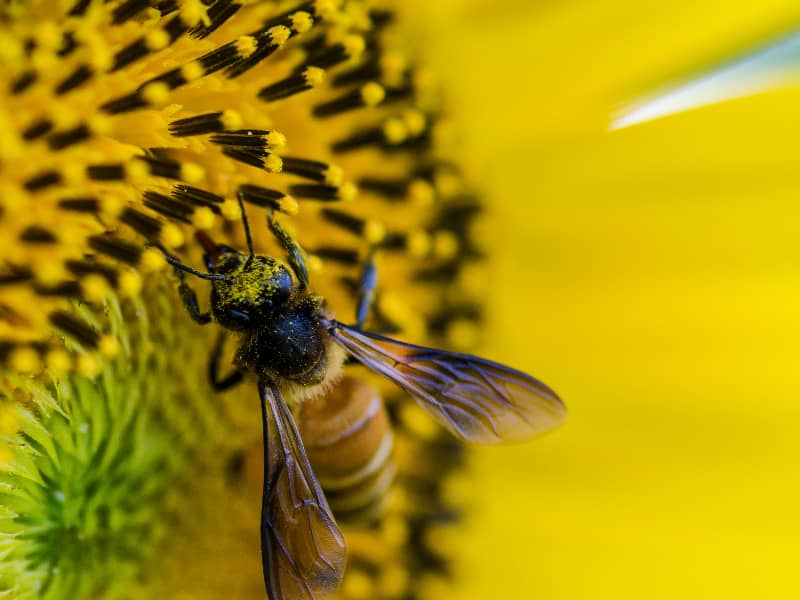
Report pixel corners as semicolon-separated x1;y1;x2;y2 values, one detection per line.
304;66;326;87
141;81;170;106
192;206;216;230
265;131;287;149
434;171;461;198
380;51;407;77
98;335;120;358
408;179;434;206
34;261;68;287
269;25;291;46
220;110;243;130
179;0;211;27
382;118;407;144
46;348;72;376
402;109;427;136
221;198;241;220
77;353;101;377
86;37;113;71
342;34;365;58
34;21;61;51
180;162;205;184
10;347;42;374
181;61;205;82
82;274;111;304
313;0;340;21
145;29;170;51
264;154;283;173
324;165;343;186
161;223;185;248
360;82;385;106
87;114;112;136
278;195;299;216
364;220;385;244
407;229;431;258
126;160;150;184
118;270;143;297
290;12;313;33
433;230;459;259
338;181;358;202
141;247;167;272
236;35;258;58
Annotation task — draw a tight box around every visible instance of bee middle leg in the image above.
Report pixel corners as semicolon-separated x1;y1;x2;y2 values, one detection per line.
354;250;378;329
208;331;244;391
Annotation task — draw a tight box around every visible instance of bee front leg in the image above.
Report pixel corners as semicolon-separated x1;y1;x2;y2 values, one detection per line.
267;211;309;289
208;332;244;391
176;269;212;325
150;241;216;324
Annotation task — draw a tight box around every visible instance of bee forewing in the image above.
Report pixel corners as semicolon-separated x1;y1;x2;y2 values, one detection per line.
329;322;566;444
259;381;347;599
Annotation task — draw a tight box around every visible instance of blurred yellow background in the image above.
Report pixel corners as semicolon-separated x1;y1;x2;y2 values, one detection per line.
405;2;800;598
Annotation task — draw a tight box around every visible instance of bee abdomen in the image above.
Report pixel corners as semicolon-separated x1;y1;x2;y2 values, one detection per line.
298;377;395;520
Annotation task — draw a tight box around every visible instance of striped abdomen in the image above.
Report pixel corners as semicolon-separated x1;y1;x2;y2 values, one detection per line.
298;376;395;521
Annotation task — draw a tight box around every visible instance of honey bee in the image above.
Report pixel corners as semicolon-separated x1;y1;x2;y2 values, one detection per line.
155;196;566;599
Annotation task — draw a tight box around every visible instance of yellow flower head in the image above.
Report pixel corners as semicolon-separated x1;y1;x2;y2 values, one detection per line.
0;0;492;598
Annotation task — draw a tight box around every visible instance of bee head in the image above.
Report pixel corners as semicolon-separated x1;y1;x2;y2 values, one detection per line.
197;232;294;331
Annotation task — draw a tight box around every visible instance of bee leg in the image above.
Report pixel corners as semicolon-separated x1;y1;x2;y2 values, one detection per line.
267;211;309;289
355;250;378;329
208;332;244;391
176;269;212;325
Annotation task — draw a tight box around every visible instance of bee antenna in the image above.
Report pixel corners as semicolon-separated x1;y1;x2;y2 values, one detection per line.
151;242;227;281
237;192;255;268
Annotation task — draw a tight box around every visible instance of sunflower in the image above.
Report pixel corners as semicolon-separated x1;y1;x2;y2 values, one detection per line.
0;1;500;598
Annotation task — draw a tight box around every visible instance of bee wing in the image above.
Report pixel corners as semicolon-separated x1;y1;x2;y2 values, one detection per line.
259;381;346;600
329;322;566;444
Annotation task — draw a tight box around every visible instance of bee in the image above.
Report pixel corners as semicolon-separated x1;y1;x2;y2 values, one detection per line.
155;195;566;599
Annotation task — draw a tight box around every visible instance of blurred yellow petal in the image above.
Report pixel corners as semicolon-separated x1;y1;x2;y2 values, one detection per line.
411;2;800;599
